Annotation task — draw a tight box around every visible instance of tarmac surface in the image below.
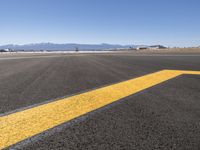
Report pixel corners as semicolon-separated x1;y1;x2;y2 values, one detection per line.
0;52;200;149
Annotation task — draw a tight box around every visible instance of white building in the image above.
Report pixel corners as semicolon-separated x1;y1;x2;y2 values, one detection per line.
136;46;147;50
0;48;12;52
148;45;166;49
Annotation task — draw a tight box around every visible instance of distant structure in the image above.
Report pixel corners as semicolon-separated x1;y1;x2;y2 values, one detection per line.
148;45;166;49
128;46;136;50
136;46;148;50
0;48;12;52
75;47;79;52
136;45;166;50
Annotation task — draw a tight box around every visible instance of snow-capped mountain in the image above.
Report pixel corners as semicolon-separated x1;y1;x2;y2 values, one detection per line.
0;43;136;51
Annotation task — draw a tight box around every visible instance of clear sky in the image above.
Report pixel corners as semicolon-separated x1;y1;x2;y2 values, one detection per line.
0;0;199;47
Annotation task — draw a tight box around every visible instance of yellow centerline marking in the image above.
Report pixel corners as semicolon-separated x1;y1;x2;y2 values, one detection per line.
0;70;200;149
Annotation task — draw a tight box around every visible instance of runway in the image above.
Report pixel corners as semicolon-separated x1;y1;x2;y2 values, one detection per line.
0;52;200;149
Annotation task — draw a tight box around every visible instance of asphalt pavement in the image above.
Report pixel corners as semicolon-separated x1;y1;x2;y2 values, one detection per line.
0;52;200;149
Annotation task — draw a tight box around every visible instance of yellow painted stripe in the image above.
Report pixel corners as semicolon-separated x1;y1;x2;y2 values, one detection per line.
0;70;200;149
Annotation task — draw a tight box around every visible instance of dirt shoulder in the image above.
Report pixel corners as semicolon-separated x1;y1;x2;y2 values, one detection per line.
135;48;200;54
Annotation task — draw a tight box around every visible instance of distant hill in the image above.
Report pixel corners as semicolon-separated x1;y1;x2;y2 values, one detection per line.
0;43;136;51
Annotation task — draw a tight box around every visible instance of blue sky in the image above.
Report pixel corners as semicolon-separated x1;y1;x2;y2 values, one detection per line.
0;0;199;47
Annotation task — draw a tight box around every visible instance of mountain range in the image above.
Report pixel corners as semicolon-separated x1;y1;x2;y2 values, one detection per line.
0;43;136;51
